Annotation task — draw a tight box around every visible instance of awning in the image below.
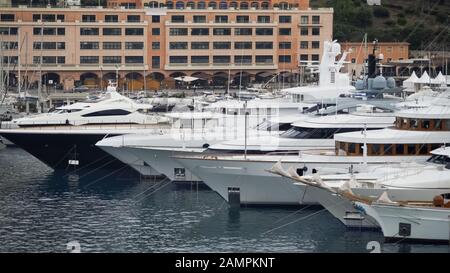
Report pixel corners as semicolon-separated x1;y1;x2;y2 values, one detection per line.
174;76;199;82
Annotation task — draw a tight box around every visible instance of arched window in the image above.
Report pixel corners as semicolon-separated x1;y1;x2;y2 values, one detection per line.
261;2;269;9
279;2;290;10
197;1;206;9
229;1;238;9
148;1;158;8
166;1;174;9
219;1;227;9
251;2;259;9
175;1;185;9
240;1;248;9
208;1;217;9
187;1;195;8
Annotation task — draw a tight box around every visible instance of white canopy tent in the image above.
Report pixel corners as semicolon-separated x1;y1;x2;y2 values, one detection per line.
174;76;199;82
431;72;447;85
417;71;431;84
402;71;418;89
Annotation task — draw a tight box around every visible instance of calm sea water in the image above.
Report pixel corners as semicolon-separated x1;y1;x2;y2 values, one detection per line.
0;147;449;253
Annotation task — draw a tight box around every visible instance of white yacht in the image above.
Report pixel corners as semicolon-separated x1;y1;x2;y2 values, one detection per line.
0;82;169;173
174;91;450;205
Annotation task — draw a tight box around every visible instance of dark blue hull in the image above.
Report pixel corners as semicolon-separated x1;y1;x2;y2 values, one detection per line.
0;132;135;173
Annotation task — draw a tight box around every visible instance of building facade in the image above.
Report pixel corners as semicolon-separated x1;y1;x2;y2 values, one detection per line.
0;0;333;90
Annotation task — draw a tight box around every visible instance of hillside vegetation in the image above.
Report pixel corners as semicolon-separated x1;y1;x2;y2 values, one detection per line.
311;0;449;50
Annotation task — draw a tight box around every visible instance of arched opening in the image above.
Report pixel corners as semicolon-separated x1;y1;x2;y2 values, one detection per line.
169;72;187;88
279;2;290;9
148;1;158;8
191;72;211;88
212;71;228;86
219;1;227;9
208;1;217;9
124;72;144;91
239;2;249;9
187;1;195;8
42;72;61;89
261;1;269;9
233;71;251;87
102;72;119;90
175;1;184;9
145;72;164;90
251;2;259;9
255;71;275;83
229;1;238;8
197;1;206;9
166;1;174;9
80;72;99;88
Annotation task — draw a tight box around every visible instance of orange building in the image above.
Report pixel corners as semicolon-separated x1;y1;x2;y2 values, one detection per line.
0;0;333;90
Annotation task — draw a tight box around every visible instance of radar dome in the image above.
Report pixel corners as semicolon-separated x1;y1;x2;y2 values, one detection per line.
372;76;387;90
387;77;396;88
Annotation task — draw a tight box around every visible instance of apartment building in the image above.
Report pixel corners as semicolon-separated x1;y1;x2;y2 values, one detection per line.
0;0;333;90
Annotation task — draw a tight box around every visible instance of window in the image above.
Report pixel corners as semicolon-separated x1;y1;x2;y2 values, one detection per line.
312;15;320;24
57;28;65;35
219;1;227;9
103;56;121;64
279;28;291;35
300;27;308;35
300;41;308;49
42;14;56;22
169;28;188;36
396;144;405;155
191;42;209;49
256;55;273;64
1;41;18;50
208;1;217;9
171;15;184;23
80;28;99;35
125;28;144;35
234;55;252;64
279;42;291;49
0;27;17;35
80;42;99;50
57;14;65;22
240;2;248;9
169;56;188;64
213;28;231;35
2;56;18;64
152;42;160;50
80;56;99;64
152;56;160;68
127;15;140;22
193;15;206;23
125;42;144;49
191;56;209;64
82;15;96;22
176;1;185;9
215;15;228;23
103;28;121;35
301;16;309;24
152;28;160;35
256;42;273;49
0;14;15;22
105;15;118;22
300;54;308;61
235;28;252;35
255;28;273;35
33;14;41;22
235;42;252;49
279;16;291;23
197;1;206;9
257;16;270;23
170;42;188;49
82;109;131;117
152;16;160;23
213;42;231;49
279;55;291;63
213;56;230;64
312;41;320;49
103;42;121;49
191;28;209;35
312;27;320;36
236;15;249;23
125;56;143;63
57;56;65;64
312;54;320;61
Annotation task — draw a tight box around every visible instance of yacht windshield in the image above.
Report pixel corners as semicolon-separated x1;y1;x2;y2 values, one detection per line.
280;127;377;139
426;154;450;167
256;121;292;131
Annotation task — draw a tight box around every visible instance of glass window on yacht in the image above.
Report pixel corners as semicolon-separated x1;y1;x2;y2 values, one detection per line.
383;144;393;155
370;144;381;156
348;143;356;154
407;144;415;155
422;120;430;129
418;144;428;155
81;109;131;117
396;144;405;155
410;119;418;129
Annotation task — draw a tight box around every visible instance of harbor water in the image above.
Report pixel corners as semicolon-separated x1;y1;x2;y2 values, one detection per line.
1;147;449;253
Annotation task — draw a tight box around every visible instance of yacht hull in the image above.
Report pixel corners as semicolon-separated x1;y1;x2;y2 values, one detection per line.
0;131;134;172
357;202;450;243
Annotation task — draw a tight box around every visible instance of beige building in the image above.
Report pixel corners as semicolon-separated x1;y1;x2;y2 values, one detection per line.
0;0;333;90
